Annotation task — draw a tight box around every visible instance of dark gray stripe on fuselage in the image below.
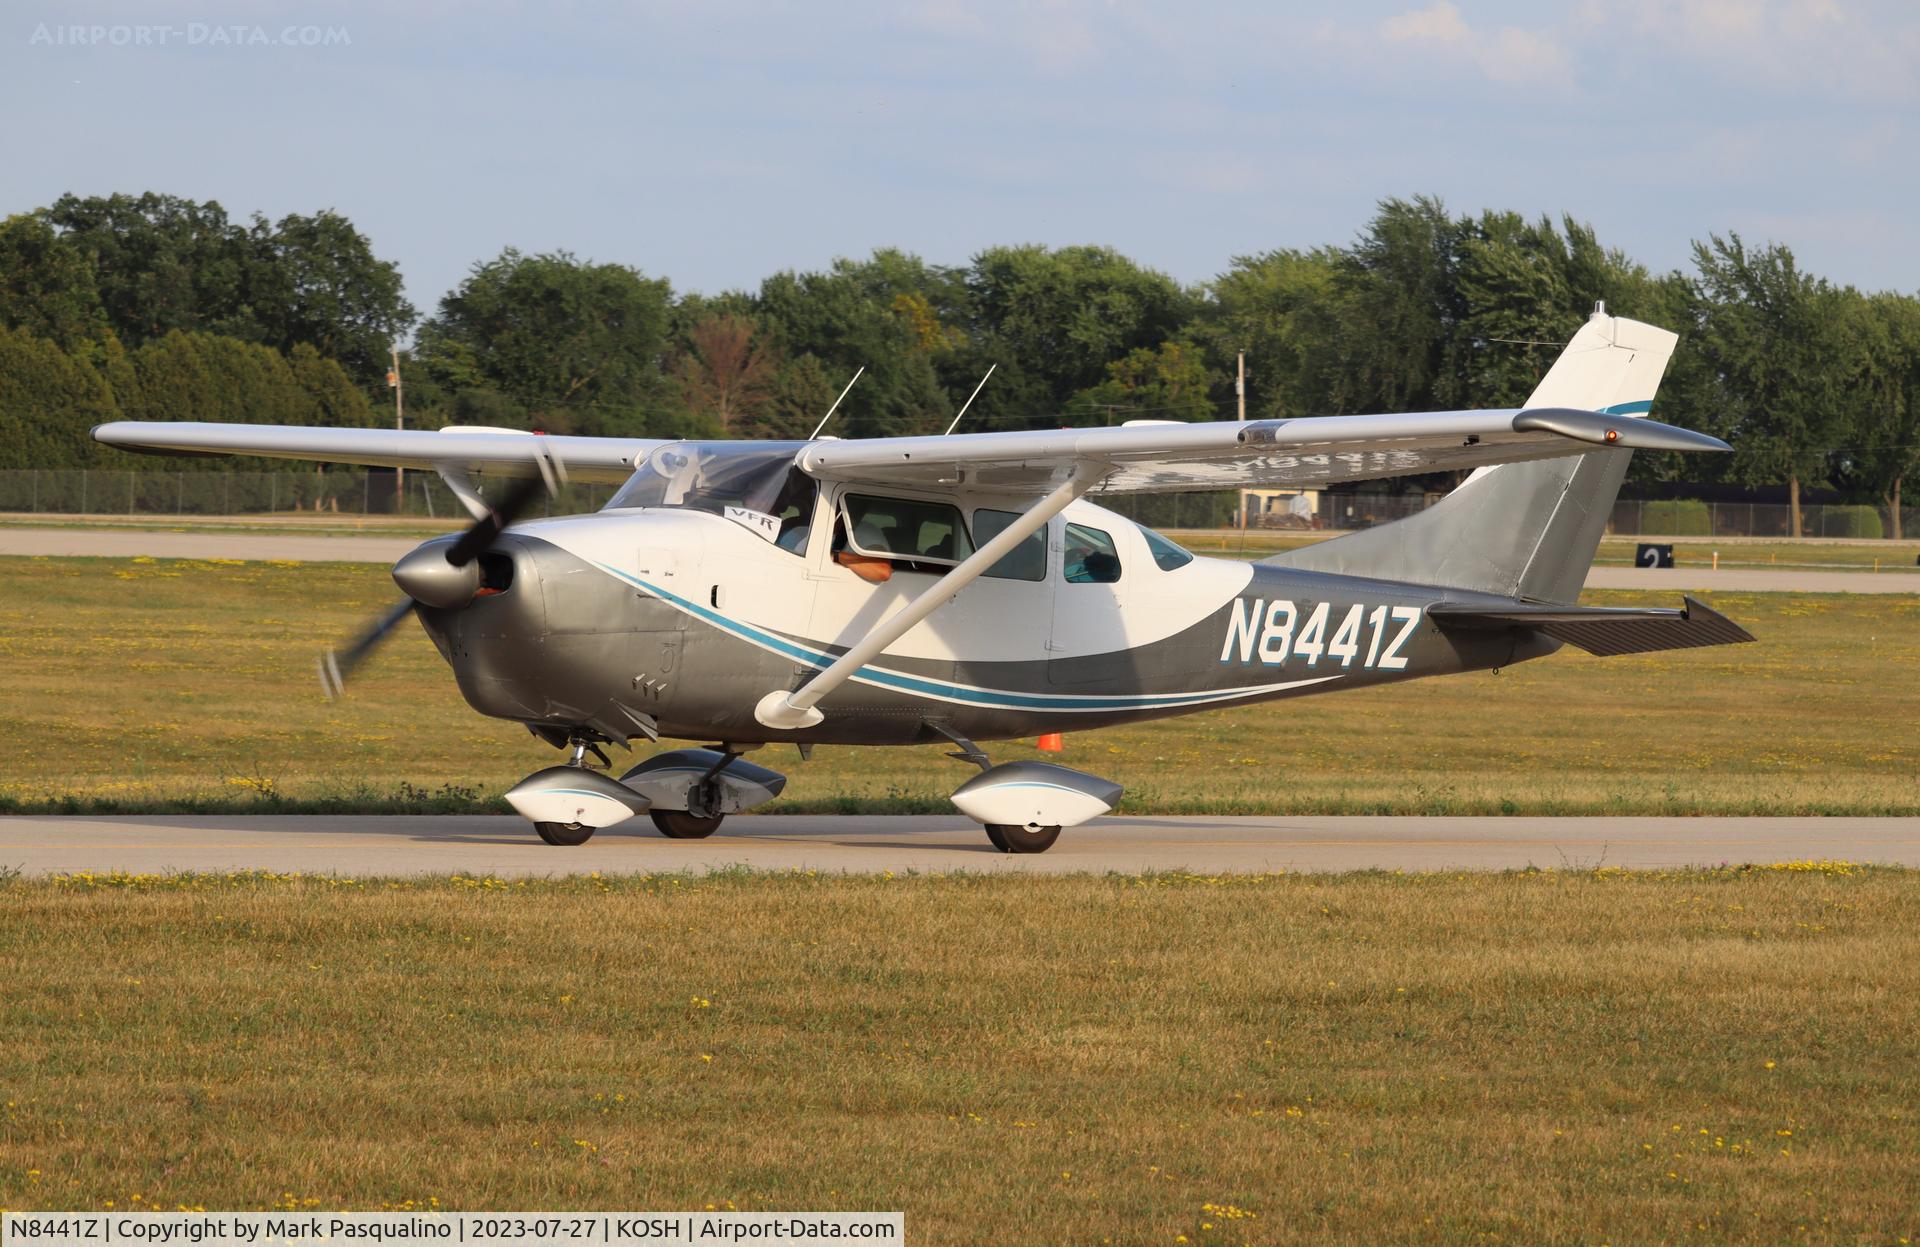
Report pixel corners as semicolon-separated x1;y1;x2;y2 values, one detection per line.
418;536;1556;746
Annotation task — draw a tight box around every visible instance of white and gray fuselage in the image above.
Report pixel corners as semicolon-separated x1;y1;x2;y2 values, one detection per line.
414;495;1546;749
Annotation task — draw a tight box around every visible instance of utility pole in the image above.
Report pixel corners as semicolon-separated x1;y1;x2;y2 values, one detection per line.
388;346;405;512
1236;351;1248;531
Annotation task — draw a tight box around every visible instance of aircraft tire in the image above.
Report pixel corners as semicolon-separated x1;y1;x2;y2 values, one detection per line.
535;821;595;846
651;809;724;839
985;824;1060;854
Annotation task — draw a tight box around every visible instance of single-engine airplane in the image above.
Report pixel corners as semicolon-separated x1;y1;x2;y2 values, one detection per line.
93;306;1751;852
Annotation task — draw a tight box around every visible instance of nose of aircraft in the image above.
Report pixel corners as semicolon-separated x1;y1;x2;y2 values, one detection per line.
392;536;480;609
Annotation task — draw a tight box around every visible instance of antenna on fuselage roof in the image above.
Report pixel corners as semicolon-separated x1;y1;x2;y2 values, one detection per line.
942;363;997;436
809;366;865;440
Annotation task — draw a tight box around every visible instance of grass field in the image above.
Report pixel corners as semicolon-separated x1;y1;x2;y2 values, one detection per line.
1;555;1916;816
0;866;1914;1243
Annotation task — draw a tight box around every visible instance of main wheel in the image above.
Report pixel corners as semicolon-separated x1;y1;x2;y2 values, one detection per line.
985;824;1061;854
535;821;595;846
651;809;724;839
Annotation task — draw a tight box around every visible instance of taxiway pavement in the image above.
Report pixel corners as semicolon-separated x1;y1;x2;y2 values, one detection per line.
4;528;1916;593
3;813;1914;877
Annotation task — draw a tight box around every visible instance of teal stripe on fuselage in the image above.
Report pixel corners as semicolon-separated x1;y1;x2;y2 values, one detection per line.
590;560;1304;713
1601;400;1653;415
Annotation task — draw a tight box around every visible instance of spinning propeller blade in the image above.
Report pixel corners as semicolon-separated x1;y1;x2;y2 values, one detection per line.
317;598;417;700
318;448;566;699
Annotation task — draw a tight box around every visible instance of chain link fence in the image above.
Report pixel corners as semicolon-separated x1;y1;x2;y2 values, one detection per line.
0;469;619;519
1237;490;1914;540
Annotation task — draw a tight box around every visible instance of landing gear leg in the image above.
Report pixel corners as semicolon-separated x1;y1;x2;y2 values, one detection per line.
536;736;610;845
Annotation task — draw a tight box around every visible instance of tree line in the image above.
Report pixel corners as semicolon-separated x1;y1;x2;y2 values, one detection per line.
1;191;1915;536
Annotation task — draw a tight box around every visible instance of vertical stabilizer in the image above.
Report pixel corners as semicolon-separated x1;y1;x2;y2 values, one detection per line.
1265;309;1678;603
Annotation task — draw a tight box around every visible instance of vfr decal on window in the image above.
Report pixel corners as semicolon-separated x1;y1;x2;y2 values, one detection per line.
1220;600;1422;670
723;506;782;544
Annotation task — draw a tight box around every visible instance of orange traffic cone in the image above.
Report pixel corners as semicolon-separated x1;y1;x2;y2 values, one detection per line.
1037;733;1064;752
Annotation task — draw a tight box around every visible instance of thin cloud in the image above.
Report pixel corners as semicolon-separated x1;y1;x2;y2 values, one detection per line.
1377;1;1570;87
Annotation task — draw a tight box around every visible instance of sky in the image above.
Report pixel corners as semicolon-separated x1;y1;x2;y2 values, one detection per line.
4;0;1918;321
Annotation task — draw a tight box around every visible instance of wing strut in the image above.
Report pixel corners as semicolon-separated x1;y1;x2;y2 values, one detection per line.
753;469;1097;730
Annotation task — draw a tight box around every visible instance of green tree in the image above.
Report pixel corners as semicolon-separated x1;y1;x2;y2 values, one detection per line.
1690;234;1855;537
1071;339;1217;424
960;244;1193;428
1326;196;1467;414
1618;269;1727;487
123;331;308;434
46;192;247;344
414;249;676;438
1447;212;1667;410
235;210;415;385
287;342;378;428
746;353;841;440
1446;212;1578;408
0;213;109;352
1197;248;1341;419
0;324;120;468
1843;292;1920;539
43;193;411;391
752;256;953;438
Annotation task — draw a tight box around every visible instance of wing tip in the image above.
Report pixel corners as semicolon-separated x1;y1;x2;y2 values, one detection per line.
1513;407;1730;453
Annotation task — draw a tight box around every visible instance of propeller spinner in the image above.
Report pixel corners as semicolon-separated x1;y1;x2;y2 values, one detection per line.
318;452;564;699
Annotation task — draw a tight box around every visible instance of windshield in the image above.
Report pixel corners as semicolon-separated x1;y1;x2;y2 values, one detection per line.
1138;524;1194;571
605;441;808;514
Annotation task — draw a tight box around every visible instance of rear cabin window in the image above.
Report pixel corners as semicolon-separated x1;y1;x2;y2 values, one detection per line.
844;495;975;565
1063;522;1122;584
972;509;1047;582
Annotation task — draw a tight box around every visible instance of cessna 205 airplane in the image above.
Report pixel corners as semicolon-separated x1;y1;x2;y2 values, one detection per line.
93;305;1752;852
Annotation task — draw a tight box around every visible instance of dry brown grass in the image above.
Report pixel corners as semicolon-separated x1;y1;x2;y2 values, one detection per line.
0;866;1915;1244
1;556;1916;815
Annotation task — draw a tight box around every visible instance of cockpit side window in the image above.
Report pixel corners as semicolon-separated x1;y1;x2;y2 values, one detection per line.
1063;522;1122;584
766;467;817;556
972;508;1047;581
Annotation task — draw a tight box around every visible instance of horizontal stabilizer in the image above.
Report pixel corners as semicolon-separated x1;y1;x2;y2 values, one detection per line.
1429;595;1754;657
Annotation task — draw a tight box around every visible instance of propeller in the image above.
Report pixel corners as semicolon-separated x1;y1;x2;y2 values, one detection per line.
318;449;564;699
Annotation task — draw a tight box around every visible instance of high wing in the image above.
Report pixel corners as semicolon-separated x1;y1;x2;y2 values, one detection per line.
93;403;1727;497
796;406;1728;495
91;422;667;485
